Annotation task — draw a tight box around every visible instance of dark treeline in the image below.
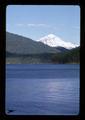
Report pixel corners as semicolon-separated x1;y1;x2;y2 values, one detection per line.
51;47;80;63
6;47;80;64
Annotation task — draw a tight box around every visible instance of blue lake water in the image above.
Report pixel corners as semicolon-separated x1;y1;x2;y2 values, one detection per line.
6;64;80;115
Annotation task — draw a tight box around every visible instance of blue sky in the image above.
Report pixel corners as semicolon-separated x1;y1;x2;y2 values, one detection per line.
6;5;80;45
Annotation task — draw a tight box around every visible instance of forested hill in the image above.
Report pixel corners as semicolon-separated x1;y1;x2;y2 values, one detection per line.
51;47;80;63
6;32;60;54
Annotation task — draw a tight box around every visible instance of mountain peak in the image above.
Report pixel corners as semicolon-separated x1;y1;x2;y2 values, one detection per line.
38;34;79;49
46;34;56;38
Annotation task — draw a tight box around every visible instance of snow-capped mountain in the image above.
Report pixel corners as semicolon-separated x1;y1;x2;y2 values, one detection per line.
37;34;79;49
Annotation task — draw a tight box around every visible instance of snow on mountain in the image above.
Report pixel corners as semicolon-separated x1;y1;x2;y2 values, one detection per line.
37;34;79;49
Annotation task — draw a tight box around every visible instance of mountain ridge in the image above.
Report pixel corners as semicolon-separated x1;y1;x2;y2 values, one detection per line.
6;32;61;54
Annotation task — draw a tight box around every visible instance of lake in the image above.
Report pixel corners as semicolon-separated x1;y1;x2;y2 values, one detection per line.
6;64;80;115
